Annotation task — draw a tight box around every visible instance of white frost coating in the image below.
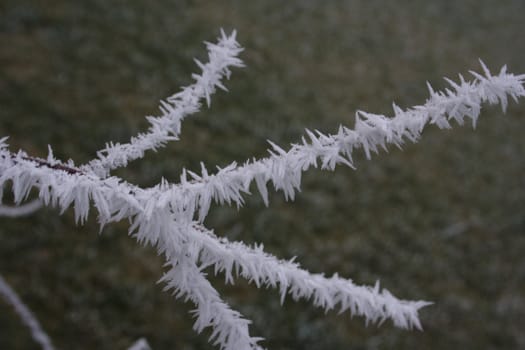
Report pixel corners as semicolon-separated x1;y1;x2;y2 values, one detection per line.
84;29;244;178
0;274;55;350
1;32;524;350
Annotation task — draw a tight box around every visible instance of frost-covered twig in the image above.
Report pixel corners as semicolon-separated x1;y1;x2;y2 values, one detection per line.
83;29;244;178
161;257;264;350
124;63;525;224
0;274;55;350
186;224;429;329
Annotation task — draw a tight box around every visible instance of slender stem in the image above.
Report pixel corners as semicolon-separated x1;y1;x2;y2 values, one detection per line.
0;275;55;350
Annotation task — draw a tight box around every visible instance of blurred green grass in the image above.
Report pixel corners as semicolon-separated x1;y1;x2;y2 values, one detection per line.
1;1;525;349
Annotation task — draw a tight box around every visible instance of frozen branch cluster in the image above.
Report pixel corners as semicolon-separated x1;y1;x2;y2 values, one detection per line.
1;30;524;350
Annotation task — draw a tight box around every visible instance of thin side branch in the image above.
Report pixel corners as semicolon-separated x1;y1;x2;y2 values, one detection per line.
0;274;55;350
161;257;264;350
0;199;42;217
83;30;244;178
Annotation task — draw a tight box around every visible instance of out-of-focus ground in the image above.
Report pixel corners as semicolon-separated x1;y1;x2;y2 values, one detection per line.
1;1;525;349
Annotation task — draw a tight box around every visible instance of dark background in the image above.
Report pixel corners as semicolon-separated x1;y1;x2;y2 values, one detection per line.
1;1;525;349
